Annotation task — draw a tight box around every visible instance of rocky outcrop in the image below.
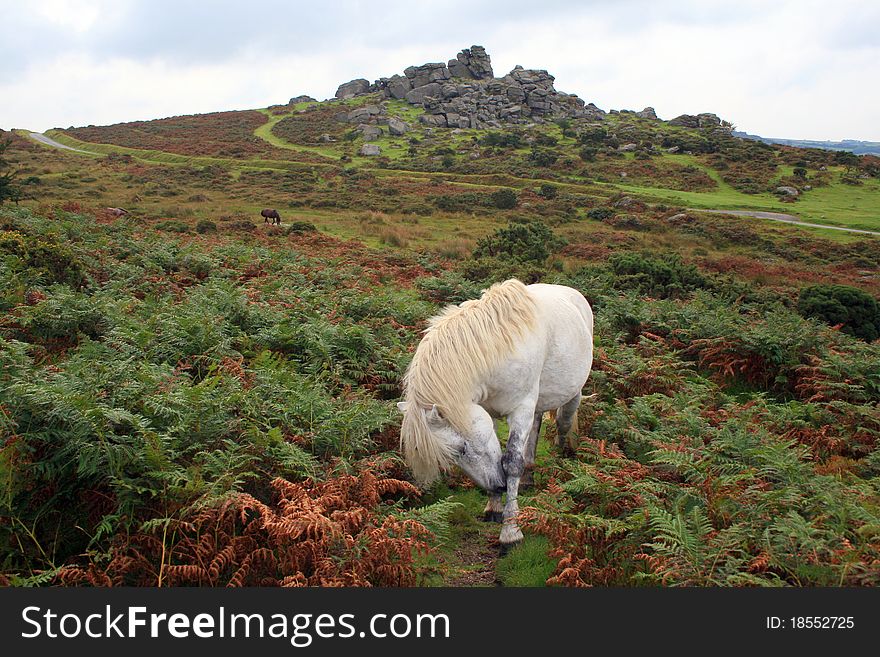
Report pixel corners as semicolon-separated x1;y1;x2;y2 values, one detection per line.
335;78;370;99
636;106;658;120
669;112;731;131
289;95;317;105
447;45;493;80
359;143;381;156
340;45;599;130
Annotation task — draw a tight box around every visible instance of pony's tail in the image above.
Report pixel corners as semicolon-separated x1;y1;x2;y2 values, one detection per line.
400;400;455;487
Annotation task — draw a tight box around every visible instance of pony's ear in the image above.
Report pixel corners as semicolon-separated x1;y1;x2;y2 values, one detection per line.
396;401;408;413
425;404;447;428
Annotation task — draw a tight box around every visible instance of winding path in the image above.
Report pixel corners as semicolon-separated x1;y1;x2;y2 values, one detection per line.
27;132;97;154
690;208;880;236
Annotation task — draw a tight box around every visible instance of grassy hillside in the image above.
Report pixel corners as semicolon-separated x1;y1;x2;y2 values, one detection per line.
0;96;878;587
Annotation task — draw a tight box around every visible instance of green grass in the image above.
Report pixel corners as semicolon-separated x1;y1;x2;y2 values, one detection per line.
495;536;557;587
253;109;341;160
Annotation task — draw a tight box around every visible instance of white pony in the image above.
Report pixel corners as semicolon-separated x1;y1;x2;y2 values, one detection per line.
397;279;593;548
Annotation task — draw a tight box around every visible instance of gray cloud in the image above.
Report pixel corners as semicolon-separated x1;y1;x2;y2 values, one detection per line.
1;0;876;140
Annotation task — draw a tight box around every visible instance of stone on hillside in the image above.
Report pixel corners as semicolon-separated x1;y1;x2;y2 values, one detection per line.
440;83;461;99
388;117;409;135
410;63;450;88
670;112;725;129
776;186;800;197
447;58;472;79
618;143;638;152
506;85;526;103
360;143;381;156
387;75;412;99
357;124;382;141
317;133;334;143
449;45;493;80
636;106;658;120
289;95;317;105
335;78;370;99
419;114;448;128
405;82;441;104
669;114;700;128
347;106;373;122
697;112;721;127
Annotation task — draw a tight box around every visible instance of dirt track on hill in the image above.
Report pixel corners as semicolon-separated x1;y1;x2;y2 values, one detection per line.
691;208;880;236
28;132;97;154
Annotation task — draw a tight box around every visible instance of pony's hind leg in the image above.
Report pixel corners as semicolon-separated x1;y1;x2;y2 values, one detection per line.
483;494;503;523
556;393;581;457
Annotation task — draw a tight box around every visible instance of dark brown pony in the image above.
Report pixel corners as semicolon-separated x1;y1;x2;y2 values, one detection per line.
261;208;281;225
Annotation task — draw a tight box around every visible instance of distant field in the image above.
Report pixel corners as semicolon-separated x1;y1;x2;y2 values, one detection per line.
38;102;878;238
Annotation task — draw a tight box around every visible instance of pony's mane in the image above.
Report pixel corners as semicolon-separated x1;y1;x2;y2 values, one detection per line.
401;279;537;484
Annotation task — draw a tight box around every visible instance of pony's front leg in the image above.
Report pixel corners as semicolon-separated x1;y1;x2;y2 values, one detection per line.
521;411;543;489
483;494;503;523
499;410;534;549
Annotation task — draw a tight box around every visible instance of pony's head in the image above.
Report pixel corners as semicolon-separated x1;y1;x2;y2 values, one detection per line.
397;401;505;493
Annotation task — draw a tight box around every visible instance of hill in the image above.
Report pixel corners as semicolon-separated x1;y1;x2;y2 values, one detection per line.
1;45;879;588
734;131;880;156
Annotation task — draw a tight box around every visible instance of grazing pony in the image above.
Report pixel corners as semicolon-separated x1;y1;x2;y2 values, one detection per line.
261;208;281;225
397;279;594;549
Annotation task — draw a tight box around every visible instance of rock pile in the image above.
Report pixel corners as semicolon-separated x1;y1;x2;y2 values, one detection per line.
332;102;412;145
668;112;731;130
327;46;731;136
333;45;595;130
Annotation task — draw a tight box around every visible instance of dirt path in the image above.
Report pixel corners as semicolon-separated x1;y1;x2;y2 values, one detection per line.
690;208;880;236
27;132;98;154
442;518;501;587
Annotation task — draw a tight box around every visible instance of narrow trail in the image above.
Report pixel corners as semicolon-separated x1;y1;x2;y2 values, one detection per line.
442;516;501;587
27;132;98;154
690;208;880;236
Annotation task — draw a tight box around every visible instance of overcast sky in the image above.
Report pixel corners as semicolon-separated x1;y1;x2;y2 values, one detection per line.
1;0;877;140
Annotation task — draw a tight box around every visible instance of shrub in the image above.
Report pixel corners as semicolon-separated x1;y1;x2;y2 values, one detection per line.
798;284;880;342
155;220;190;233
416;271;483;304
434;192;488;212
609;252;709;299
579;146;598;162
490;189;518;210
480;132;523;148
577;126;607;145
195;219;217;233
473;220;566;264
528;147;558;167
533;134;558;147
587;207;615;221
1;231;87;289
539;183;558;199
286;221;318;235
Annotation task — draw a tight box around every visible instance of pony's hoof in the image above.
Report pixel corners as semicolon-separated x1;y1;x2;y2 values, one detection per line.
499;524;524;546
483;511;503;523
